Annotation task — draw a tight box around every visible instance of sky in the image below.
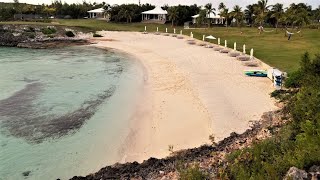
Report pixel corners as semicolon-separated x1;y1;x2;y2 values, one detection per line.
0;0;319;9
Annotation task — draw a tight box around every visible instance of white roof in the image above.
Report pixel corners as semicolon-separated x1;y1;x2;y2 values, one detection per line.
192;13;225;19
88;8;105;13
142;6;167;15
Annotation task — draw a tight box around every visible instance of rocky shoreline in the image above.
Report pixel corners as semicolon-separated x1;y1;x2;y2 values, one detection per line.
0;24;91;49
70;109;295;180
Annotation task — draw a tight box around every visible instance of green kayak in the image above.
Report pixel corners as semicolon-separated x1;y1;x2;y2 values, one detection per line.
244;70;268;77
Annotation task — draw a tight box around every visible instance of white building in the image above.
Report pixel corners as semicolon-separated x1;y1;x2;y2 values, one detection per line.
141;6;167;24
192;12;225;25
87;8;108;19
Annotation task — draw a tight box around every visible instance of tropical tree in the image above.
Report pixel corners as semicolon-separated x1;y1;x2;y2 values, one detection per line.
254;0;271;25
312;6;320;23
168;6;179;26
220;8;231;27
197;9;207;26
286;3;310;29
218;2;226;12
205;3;216;28
231;5;244;27
118;6;134;23
271;3;284;30
245;4;255;26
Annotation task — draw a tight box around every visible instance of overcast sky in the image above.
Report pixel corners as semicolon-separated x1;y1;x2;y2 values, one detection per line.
1;0;319;9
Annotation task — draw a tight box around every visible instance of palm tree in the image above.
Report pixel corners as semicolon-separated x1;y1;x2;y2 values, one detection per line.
205;3;216;28
271;3;284;30
231;5;244;27
254;0;271;25
286;3;310;29
197;9;207;26
168;7;179;26
315;6;320;23
218;2;226;12
119;6;134;23
245;5;255;26
220;8;230;27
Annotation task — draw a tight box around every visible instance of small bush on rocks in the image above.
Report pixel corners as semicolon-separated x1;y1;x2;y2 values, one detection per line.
41;27;56;35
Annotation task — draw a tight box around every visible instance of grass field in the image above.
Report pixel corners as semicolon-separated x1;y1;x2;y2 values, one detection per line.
1;19;319;72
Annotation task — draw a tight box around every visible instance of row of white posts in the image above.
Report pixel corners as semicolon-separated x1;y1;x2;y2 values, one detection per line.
144;26;254;59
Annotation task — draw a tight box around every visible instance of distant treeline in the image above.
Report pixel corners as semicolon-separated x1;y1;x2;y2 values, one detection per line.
0;0;319;28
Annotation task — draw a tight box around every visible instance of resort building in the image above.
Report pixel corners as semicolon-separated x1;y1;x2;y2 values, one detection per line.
87;8;109;20
141;6;167;24
192;12;226;25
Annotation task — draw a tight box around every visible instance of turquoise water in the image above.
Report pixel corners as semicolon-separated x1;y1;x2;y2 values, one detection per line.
0;46;145;179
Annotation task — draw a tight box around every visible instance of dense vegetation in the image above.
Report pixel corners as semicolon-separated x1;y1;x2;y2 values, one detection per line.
1;0;319;28
221;53;320;179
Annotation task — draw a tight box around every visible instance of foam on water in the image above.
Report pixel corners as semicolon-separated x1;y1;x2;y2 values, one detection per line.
0;46;145;179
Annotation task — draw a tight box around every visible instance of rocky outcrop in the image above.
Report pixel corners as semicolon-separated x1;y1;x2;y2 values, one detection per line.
0;32;27;47
284;167;309;180
17;39;90;49
0;24;90;49
70;110;289;180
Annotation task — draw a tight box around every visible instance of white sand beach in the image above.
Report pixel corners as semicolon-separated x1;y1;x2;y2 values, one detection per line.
92;31;277;163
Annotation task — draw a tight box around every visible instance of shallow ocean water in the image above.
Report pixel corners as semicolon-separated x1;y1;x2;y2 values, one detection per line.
0;46;144;179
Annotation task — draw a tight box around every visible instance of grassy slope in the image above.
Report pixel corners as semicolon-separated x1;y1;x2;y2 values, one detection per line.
1;19;319;72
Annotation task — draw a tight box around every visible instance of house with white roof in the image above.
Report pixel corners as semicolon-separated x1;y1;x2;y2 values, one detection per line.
192;6;225;25
141;6;167;24
87;8;108;20
192;12;225;25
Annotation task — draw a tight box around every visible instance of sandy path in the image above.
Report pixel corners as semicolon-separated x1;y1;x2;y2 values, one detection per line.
92;31;276;163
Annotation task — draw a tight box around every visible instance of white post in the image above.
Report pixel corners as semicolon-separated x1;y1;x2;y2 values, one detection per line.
180;30;182;35
190;32;192;37
250;48;254;59
203;35;205;41
174;28;176;34
145;26;146;31
234;42;237;50
218;38;220;45
166;28;168;33
225;40;227;47
243;44;246;54
191;32;194;38
157;27;158;32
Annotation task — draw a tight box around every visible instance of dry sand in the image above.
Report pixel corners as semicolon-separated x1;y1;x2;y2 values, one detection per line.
91;31;277;163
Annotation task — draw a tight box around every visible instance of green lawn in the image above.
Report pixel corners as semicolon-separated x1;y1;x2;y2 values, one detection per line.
1;19;319;72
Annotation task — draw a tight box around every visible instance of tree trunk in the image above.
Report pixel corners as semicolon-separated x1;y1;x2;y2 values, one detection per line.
171;20;174;27
276;21;278;32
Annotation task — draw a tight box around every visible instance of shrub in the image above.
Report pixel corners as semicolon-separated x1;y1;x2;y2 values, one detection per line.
307;24;319;29
285;70;302;88
65;31;75;37
179;165;209;180
222;52;320;179
93;33;103;37
27;33;35;39
41;27;57;35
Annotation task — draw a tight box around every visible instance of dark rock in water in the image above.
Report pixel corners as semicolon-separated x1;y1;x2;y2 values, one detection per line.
22;171;31;177
0;32;27;47
284;167;308;180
